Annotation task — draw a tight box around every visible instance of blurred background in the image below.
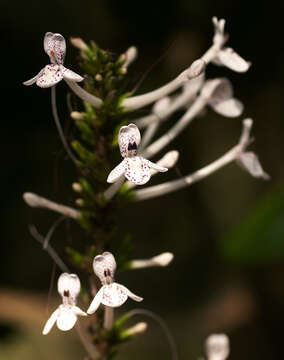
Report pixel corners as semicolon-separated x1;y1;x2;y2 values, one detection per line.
1;0;284;359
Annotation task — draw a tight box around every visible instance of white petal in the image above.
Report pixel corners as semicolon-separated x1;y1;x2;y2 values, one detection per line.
217;48;251;73
44;32;66;65
237;152;270;180
23;69;44;86
118;124;141;157
209;98;243;117
107;160;126;183
124;157;151;185
57;273;81;299
201;78;232;102
101;283;128;307
57;306;77;331
87;288;103;314
144;159;168;172
72;306;87;317
117;284;143;302
93;252;117;283
205;334;230;360
42;308;59;335
36;64;64;88
62;66;84;82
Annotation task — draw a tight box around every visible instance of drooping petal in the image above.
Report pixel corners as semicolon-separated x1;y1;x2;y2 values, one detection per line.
42;308;59;335
100;283;128;307
93;252;117;283
44;32;66;65
217;48;251;73
87;288;103;314
36;65;64;88
72;306;87;317
144;159;168;172
23;68;44;86
124;157;151;185
57;305;78;331
209;98;243;117
117;284;143;302
61;66;84;82
57;273;81;299
119;124;141;157
237;151;270;180
107;160;126;183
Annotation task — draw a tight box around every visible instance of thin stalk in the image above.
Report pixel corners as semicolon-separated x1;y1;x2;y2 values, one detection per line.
104;307;114;329
51;86;78;164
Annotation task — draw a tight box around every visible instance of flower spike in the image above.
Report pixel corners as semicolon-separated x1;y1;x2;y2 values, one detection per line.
42;273;86;335
87;252;143;314
107;124;168;185
24;32;83;88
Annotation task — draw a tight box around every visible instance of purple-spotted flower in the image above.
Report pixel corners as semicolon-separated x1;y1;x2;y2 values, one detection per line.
87;252;143;314
107;124;168;185
42;273;86;335
24;32;83;88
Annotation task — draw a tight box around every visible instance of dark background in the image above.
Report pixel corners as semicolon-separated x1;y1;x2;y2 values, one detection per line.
0;0;284;359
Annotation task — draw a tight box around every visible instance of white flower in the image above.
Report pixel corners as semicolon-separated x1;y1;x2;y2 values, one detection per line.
107;124;168;185
211;17;251;73
24;32;83;88
205;334;230;360
42;273;86;335
87;252;143;314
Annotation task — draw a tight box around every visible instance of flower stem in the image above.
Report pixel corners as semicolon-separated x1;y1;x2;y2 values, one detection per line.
64;79;103;108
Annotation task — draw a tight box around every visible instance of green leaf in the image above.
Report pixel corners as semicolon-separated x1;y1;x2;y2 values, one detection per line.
220;186;284;264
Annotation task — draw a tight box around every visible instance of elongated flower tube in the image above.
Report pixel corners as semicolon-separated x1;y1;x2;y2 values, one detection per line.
42;273;87;335
107;124;168;185
87;252;143;314
24;32;84;88
205;334;230;360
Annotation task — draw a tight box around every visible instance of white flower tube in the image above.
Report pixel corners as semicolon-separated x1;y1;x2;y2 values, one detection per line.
130;252;174;269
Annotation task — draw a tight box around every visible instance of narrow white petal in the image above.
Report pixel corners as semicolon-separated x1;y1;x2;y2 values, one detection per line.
42;308;59;335
217;48;251;73
23;69;44;86
87;288;103;314
237;152;270;180
72;306;87;317
36;65;63;88
144;159;168;172
62;66;84;82
107;160;126;183
117;284;143;302
209;98;243;117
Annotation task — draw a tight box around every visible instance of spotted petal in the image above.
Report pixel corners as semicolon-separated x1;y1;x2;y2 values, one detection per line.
42;308;59;335
107;159;126;183
44;32;66;65
36;64;64;88
93;252;117;283
56;305;78;331
101;283;128;307
144;159;168;172
124;157;151;185
119;124;141;157
117;284;143;302
217;48;251;73
61;66;84;82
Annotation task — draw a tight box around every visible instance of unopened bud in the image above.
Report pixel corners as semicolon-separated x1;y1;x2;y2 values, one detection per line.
72;183;82;193
151;252;174;267
205;334;230;360
95;74;102;81
130;252;174;269
75;199;84;207
70;37;88;51
71;111;85;121
120;322;147;340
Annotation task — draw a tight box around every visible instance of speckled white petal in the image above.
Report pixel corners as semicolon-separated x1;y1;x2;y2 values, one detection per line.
144;159;168;172
117;284;143;302
61;66;84;82
23;69;44;86
56;306;77;331
36;65;64;88
93;252;117;282
44;32;66;65
119;124;141;157
107;160;126;183
209;98;243;117
101;283;128;307
57;273;81;299
42;308;59;335
124;157;151;185
237;152;270;180
217;48;251;73
87;288;103;314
